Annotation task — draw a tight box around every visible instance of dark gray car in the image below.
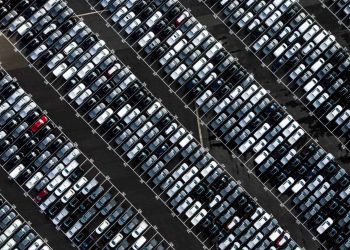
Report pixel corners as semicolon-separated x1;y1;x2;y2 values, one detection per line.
117;208;134;226
18;232;36;250
0;211;16;229
107;206;124;223
13;224;31;242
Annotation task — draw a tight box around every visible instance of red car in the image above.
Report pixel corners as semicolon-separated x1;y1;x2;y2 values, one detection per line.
175;11;189;26
35;189;49;203
31;116;48;132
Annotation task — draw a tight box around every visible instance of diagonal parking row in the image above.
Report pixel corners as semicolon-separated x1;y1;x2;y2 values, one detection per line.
200;0;350;152
320;0;350;30
0;194;52;250
59;0;350;248
0;67;173;250
0;0;305;249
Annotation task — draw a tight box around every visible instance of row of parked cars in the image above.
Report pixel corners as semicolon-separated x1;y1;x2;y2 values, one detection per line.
0;0;303;249
205;0;350;150
0;66;171;250
324;0;350;27
0;194;51;250
87;0;350;248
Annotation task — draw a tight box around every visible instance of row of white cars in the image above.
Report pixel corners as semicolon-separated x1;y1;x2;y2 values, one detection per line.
1;0;303;249
209;0;350;149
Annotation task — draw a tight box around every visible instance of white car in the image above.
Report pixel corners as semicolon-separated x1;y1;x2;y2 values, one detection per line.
196;90;212;106
52;63;68;77
218;234;235;249
62;66;77;80
190;209;207;226
1;239;16;250
17;22;32;36
132;236;147;250
238;12;253;28
277;177;295;193
39;194;57;210
96;108;114;125
9;16;25;32
336;110;350;126
68;83;85;100
166;30;183;46
9;164;25;179
4;219;22;237
167;181;183;197
109;233;123;248
63;42;78;56
182;167;198;183
61;189;75;203
254;150;269;165
82;179;98;195
170;64;187;80
96;220;110;234
254;213;271;229
146;11;162;27
316;218;333;234
125;19;141;34
62;149;80;166
111;7;128;23
66;221;83;239
326;105;343;121
77;63;94;79
131;221;148;238
269;227;284;241
53;208;69;225
288;128;305;145
89;40;106;55
291;179;305;193
75;89;92;106
253;35;269;51
209;195;221;208
251;139;266;153
92;48;110;65
126;143;144;159
47;54;64;70
138;32;155;47
55;179;72;196
28;43;47;60
62;160;79;177
185;201;202;218
227;216;240;230
46;175;64;191
25;172;44;189
73;177;88;191
238;137;255;153
306;85;323;102
200;161;217;177
28;239;43;250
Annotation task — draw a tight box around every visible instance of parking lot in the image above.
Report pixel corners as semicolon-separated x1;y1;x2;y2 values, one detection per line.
1;0;350;250
0;193;53;250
